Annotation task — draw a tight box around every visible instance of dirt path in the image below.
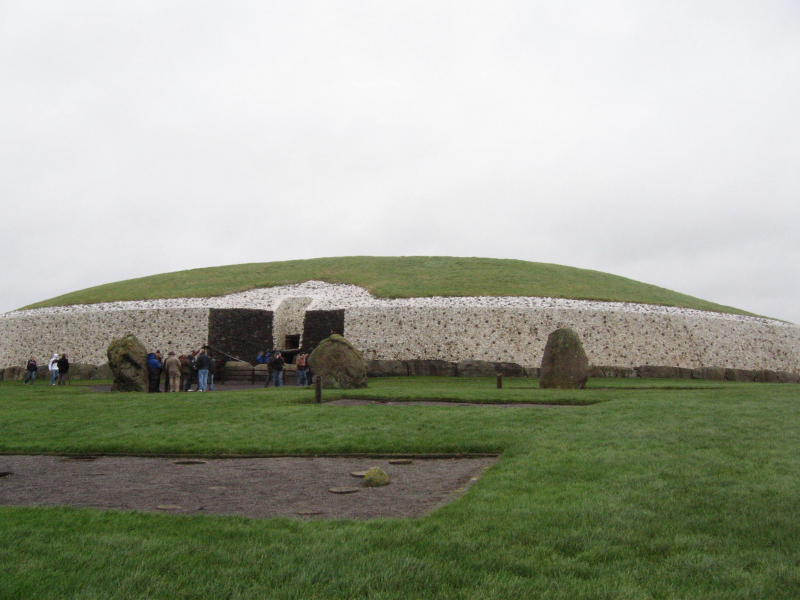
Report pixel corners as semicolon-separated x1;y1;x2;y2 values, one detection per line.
0;455;498;520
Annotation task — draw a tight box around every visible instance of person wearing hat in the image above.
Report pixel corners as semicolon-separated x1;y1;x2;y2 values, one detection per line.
164;351;182;393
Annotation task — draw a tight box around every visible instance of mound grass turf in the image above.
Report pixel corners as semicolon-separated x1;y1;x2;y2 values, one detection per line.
21;256;753;315
1;378;799;599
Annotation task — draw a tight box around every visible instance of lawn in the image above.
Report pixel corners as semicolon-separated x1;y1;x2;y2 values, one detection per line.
20;256;753;316
1;377;799;599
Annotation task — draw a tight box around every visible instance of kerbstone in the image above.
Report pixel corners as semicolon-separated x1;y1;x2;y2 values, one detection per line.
539;328;589;389
308;334;367;389
107;334;148;392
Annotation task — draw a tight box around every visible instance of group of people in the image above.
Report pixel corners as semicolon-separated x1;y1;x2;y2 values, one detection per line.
256;350;311;387
23;353;70;385
146;348;215;393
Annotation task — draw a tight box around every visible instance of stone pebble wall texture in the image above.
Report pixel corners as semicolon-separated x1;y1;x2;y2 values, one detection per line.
0;308;210;367
1;281;798;373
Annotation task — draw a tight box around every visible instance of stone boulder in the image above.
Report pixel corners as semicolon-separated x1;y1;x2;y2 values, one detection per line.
308;334;367;389
406;360;457;377
539;328;589;389
107;334;148;392
366;360;409;377
496;362;526;377
3;366;25;381
92;363;114;380
777;371;800;384
70;363;97;380
456;360;497;378
363;467;390;487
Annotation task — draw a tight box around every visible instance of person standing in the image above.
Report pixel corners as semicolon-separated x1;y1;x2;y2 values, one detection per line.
24;356;37;384
195;348;211;392
164;351;182;393
187;350;198;391
56;354;70;385
208;356;216;391
179;354;191;392
263;351;274;387
48;353;59;386
146;352;161;393
154;350;166;392
271;352;285;387
295;352;309;386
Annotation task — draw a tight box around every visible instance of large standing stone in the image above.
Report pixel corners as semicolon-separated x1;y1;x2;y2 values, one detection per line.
308;334;367;389
539;328;589;389
107;334;148;392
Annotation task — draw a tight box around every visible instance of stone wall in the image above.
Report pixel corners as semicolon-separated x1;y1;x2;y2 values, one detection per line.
208;308;273;363
0;308;210;366
2;282;799;374
273;297;312;349
301;310;345;353
343;306;800;372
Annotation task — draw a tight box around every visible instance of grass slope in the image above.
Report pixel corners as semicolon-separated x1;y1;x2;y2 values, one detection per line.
22;256;753;316
1;378;799;599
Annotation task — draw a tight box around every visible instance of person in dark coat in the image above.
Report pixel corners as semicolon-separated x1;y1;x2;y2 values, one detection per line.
179;355;191;392
195;348;211;392
24;356;37;384
271;352;285;387
146;352;162;393
56;354;70;385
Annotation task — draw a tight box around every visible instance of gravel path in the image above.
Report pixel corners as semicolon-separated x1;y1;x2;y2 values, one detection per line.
0;454;497;520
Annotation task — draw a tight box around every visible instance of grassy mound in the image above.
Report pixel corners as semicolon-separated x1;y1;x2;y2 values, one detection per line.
21;256;753;316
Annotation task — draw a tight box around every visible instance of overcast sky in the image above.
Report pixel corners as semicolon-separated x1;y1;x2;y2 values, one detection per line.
2;1;798;323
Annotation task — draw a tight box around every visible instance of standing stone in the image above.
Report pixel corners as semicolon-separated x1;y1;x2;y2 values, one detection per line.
107;334;148;392
308;334;367;389
539;328;589;389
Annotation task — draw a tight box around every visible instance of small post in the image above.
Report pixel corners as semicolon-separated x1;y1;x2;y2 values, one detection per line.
496;374;502;389
315;375;322;403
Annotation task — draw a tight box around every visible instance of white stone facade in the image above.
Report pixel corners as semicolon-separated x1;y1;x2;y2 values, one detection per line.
0;308;210;366
1;281;798;372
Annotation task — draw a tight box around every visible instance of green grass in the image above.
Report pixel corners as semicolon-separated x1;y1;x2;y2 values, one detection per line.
2;377;799;598
20;256;754;315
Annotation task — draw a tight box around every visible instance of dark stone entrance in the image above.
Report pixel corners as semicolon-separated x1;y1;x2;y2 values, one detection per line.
208;308;273;364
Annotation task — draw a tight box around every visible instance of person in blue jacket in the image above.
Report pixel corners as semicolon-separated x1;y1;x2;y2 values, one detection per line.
146;352;162;393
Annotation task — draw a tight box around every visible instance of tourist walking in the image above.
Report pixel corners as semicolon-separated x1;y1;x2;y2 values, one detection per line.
164;351;182;393
24;356;37;384
48;353;59;385
56;354;70;385
208;356;216;391
195;348;211;391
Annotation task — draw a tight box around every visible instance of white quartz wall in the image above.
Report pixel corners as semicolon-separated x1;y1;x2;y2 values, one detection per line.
0;308;210;366
2;282;799;373
344;306;800;372
273;297;313;349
